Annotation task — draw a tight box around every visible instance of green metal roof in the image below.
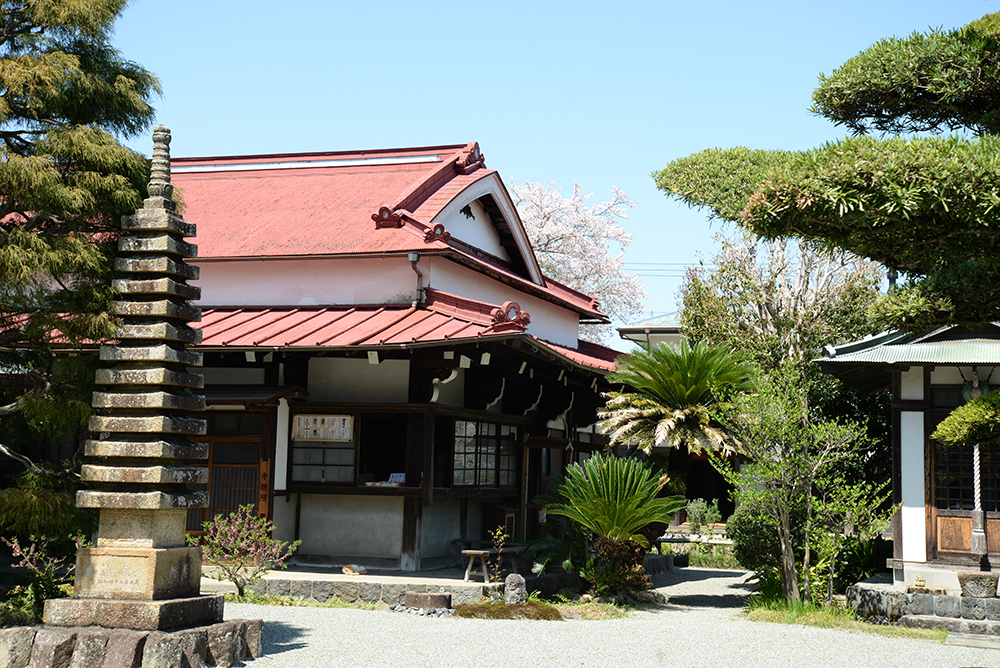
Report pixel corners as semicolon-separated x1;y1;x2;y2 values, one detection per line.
821;326;1000;366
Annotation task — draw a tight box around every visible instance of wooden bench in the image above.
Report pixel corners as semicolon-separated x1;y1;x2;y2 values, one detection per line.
461;547;522;583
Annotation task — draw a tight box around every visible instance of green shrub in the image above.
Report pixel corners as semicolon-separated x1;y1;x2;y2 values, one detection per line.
686;498;722;533
726;500;805;572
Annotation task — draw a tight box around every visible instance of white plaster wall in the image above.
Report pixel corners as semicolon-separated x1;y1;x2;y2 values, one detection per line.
900;411;927;563
194;257;418;306
425;258;580;346
438;199;509;261
900;367;924;401
271;495;297;543
308;358;409;403
274;398;290;491
200;367;265;385
930;366;998;385
298;494;403;557
420;498;462;558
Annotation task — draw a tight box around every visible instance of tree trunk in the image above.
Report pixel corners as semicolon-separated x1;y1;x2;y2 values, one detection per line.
778;508;800;602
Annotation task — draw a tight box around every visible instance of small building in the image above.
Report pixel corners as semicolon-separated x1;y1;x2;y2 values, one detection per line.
819;325;1000;587
617;311;683;350
172;143;620;569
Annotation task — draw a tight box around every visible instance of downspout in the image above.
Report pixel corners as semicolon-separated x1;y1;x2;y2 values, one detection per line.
408;251;425;304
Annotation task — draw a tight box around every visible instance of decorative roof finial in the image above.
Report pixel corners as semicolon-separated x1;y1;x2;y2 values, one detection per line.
147;124;174;208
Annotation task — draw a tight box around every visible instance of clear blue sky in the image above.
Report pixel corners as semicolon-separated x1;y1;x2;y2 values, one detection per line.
113;1;994;328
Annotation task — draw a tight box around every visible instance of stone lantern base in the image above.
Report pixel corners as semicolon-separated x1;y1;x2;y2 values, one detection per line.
42;594;224;631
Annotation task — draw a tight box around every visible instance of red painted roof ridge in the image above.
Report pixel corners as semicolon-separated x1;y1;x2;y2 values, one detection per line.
172;144;470;167
424;289;497;325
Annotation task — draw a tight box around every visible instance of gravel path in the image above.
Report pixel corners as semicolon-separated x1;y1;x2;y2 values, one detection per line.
225;568;1000;668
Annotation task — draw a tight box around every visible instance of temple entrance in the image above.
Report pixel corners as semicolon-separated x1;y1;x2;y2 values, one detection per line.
187;412;270;533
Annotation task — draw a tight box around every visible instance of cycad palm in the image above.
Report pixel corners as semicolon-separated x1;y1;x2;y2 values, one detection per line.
600;340;752;454
545;452;686;547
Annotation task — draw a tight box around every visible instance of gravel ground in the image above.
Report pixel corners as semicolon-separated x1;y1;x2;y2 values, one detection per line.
225;568;1000;668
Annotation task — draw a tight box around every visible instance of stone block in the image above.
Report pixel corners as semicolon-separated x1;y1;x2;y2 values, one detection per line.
84;438;207;460
76;490;208;512
244;619;263;659
112;298;199;321
172;628;208;668
117;322;201;345
141;632;183;668
73;546;201;600
935;595;961;618
91;391;204;412
333;581;359;603
28;630;76;668
104;631;146;668
901;614;964;633
116;255;199;280
113;277;200;301
247;580;269;597
88;414;205;437
885;592;908;621
67;630;110;668
43;594;224;631
118;233;197;258
121;209;196;238
206;621;238;668
987;598;1000;620
968;620;990;635
405;592;452;608
289;580;311;599
963;597;987;620
94;509;188;549
268;580;290;597
958;571;999;598
379;584;404;605
358;582;381;604
451;586;487;605
94;367;203;389
97;343;202;367
0;627;35;668
907;593;934;616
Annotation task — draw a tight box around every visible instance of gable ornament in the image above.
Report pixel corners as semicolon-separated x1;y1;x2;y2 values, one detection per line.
486;300;530;333
372;206;403;229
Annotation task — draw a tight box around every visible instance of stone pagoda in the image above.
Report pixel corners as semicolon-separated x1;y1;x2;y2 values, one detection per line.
44;126;223;631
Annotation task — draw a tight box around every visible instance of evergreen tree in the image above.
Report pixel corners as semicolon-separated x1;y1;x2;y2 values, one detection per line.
655;12;1000;332
0;0;159;476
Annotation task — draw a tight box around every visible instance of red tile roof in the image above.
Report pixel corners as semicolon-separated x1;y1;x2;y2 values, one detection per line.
171;143;605;321
196;290;620;373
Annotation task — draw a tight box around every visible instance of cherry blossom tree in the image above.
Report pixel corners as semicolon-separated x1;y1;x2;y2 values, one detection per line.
681;230;883;367
511;181;645;343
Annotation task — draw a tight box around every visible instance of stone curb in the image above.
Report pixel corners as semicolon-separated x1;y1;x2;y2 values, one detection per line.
0;618;263;668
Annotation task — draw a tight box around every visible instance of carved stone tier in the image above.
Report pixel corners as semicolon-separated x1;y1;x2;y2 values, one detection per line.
76;490;208;511
121;208;197;236
117;322;202;344
91;391;205;411
43;594;224;631
119;235;197;257
88;415;206;436
94;509;188;548
115;256;199;280
95;367;204;388
113;300;201;321
72;546;201;600
84;438;207;459
98;344;202;366
113;277;201;300
81;463;208;486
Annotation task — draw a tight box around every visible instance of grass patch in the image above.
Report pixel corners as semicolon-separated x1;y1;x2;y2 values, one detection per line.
455;601;562;620
223;592;379;609
744;601;949;643
687;543;741;570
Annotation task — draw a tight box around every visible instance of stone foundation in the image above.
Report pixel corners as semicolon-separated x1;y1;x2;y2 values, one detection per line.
0;618;261;668
43;594;224;631
848;580;1000;633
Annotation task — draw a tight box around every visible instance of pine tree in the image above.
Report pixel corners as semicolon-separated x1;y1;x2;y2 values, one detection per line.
655;12;1000;332
0;0;160;475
